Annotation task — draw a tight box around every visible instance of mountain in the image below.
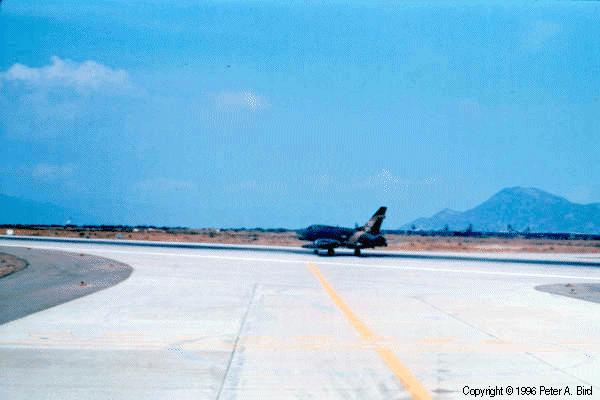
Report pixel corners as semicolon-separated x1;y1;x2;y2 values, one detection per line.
0;194;92;225
404;187;600;234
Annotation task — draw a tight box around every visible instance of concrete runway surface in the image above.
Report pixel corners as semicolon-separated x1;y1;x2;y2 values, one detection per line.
0;238;599;399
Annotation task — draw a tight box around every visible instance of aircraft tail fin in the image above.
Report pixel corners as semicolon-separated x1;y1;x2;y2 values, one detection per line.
362;206;386;234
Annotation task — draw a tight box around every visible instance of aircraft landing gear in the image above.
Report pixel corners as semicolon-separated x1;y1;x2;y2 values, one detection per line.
327;248;335;256
354;248;361;257
313;249;319;255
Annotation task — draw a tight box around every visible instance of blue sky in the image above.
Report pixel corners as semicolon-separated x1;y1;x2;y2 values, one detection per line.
1;1;599;228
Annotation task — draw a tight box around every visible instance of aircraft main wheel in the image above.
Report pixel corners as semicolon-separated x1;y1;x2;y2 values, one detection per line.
313;249;319;255
354;248;361;257
327;248;334;256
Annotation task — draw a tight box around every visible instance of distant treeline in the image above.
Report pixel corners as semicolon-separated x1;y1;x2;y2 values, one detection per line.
1;224;185;232
382;229;600;241
0;224;290;234
1;224;599;240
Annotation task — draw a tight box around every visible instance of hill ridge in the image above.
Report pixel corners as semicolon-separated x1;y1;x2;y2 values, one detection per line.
404;187;600;234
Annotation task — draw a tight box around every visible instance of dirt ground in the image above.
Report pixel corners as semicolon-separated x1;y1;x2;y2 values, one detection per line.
8;228;600;253
384;235;600;253
0;253;28;278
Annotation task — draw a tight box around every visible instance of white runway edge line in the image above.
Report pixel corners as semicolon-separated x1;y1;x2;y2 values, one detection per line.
3;243;600;282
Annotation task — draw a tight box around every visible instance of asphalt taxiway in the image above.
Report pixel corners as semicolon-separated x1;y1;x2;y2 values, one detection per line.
0;246;132;325
0;238;599;399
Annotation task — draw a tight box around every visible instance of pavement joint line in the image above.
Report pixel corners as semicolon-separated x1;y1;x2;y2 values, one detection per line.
414;297;500;340
307;262;432;400
3;243;600;281
525;352;597;389
215;283;258;400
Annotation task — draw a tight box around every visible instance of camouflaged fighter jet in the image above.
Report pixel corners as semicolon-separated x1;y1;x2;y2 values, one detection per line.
297;207;387;256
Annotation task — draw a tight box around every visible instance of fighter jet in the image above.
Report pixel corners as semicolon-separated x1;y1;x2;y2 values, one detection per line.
297;207;387;256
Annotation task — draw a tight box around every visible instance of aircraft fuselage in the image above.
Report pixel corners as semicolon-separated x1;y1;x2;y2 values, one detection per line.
298;224;386;247
297;207;388;256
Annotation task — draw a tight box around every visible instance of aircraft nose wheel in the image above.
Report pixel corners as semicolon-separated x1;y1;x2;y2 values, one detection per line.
354;248;361;257
327;248;335;256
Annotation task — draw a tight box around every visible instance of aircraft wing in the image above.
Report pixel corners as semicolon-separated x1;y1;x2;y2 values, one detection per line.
302;238;341;249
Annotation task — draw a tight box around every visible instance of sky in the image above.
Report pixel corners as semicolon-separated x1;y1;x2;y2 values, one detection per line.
1;1;599;228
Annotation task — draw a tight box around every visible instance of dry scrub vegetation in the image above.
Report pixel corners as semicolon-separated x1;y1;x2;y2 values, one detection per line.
384;235;600;253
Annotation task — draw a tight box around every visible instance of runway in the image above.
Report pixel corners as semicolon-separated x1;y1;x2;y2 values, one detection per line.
1;238;599;399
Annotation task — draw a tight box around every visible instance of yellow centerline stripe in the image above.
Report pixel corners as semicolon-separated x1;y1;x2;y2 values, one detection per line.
307;262;432;400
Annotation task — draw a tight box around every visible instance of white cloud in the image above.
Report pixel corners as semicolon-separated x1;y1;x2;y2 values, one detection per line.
365;169;436;193
135;178;197;193
368;169;406;193
215;90;268;111
522;21;561;50
1;56;129;91
31;163;75;181
0;57;131;138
